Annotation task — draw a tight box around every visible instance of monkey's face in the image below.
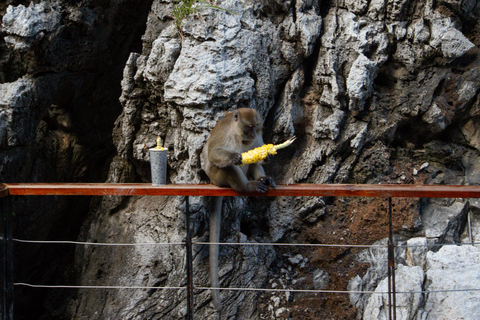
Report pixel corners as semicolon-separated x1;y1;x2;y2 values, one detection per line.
242;125;256;145
234;108;263;146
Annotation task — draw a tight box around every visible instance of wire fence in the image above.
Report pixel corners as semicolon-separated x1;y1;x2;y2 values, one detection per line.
12;238;480;248
10;238;480;293
12;282;480;294
2;183;480;320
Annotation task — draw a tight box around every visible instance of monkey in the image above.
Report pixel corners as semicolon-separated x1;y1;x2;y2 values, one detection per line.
201;108;275;310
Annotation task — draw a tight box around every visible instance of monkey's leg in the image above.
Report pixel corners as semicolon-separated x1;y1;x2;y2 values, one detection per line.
226;165;268;193
210;196;223;310
209;165;267;193
247;163;266;180
247;163;276;189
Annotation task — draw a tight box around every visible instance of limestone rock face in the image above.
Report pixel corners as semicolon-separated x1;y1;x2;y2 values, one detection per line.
362;264;425;320
0;78;37;148
2;2;61;50
0;1;152;318
417;245;480;320
352;242;480;320
71;0;480;318
74;1;325;318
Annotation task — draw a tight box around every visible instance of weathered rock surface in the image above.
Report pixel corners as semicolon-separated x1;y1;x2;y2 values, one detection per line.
417;245;480;320
2;0;480;319
354;242;480;320
0;0;152;318
362;264;424;320
3;2;61;50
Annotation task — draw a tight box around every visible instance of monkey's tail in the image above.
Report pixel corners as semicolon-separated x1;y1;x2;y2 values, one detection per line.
210;196;223;310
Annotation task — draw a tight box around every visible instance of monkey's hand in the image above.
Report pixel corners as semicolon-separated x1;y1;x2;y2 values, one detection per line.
231;153;243;166
259;176;276;189
264;153;275;163
246;180;269;193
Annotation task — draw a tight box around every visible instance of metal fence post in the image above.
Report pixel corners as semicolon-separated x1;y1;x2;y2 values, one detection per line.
1;196;14;320
185;196;194;320
1;196;5;320
387;198;396;320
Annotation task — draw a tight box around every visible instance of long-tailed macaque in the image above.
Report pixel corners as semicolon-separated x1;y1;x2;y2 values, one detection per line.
201;108;274;310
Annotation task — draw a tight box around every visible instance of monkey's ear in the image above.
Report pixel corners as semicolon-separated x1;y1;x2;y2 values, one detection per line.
234;111;239;121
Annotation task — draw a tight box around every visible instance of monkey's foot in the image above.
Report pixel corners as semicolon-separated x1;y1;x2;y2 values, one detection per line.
259;176;276;189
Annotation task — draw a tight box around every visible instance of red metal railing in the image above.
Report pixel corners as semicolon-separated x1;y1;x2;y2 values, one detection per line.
3;182;480;198
2;183;480;320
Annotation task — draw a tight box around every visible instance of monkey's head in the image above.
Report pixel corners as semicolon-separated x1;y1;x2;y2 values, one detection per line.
234;108;262;146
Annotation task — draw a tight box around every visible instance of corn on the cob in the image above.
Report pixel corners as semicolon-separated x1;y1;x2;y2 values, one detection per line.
154;136;167;150
241;136;296;165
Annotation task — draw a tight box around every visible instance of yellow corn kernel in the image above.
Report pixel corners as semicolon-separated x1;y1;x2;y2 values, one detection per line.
241;136;296;165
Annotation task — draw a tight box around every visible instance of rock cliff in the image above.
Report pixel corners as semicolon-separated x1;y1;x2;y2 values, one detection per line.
1;0;152;318
1;0;480;319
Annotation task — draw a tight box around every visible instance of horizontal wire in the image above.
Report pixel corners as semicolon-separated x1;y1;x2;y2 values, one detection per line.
197;286;480;294
14;283;185;290
397;242;480;248
13;239;184;246
196;286;377;294
14;283;480;295
201;287;480;294
13;238;480;249
12;239;385;248
195;242;384;248
13;239;384;249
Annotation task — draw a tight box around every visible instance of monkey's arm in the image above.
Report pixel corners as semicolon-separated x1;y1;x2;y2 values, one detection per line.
209;147;242;168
